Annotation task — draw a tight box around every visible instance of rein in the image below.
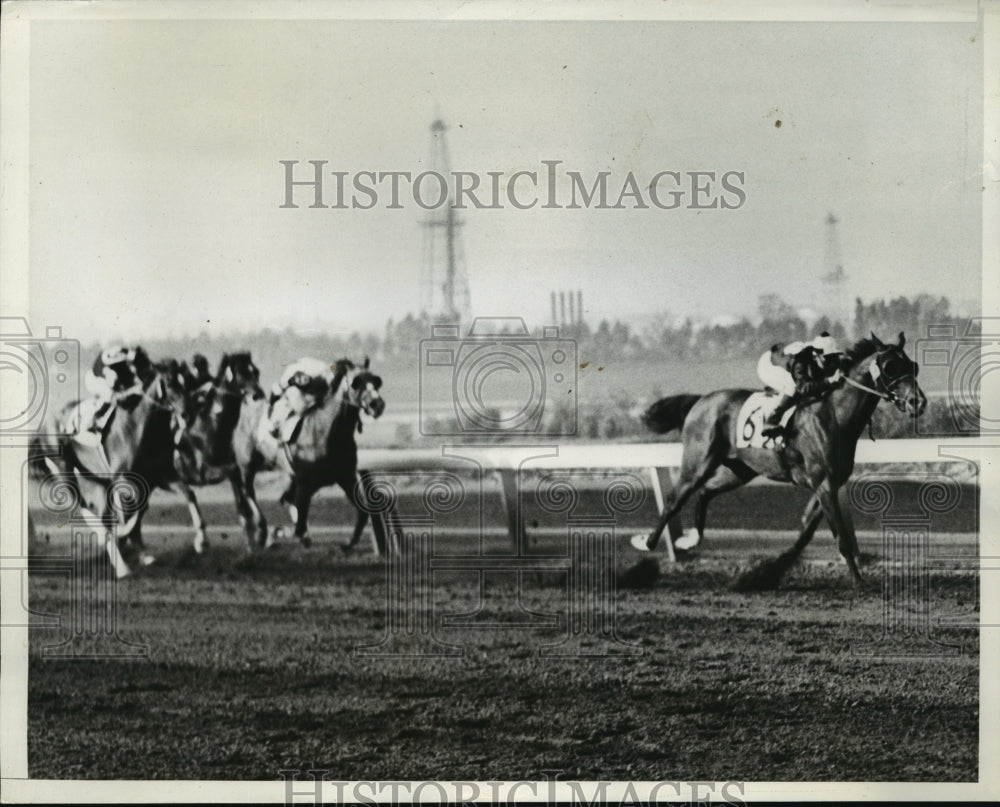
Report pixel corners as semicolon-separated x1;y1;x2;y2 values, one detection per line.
137;378;180;413
841;374;895;402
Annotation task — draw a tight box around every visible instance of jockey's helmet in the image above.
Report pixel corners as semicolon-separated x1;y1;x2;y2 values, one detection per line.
101;345;129;366
811;332;842;356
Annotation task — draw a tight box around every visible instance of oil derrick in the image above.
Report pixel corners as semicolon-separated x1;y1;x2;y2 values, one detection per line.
420;119;471;324
821;212;849;329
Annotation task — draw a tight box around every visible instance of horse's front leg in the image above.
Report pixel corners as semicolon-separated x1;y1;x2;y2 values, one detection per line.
339;473;370;550
172;479;208;553
228;468;255;550
232;464;267;551
110;481;154;566
814;481;863;587
290;482;316;548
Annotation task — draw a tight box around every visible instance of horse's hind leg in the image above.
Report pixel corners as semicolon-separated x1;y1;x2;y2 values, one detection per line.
635;454;723;552
680;465;751;551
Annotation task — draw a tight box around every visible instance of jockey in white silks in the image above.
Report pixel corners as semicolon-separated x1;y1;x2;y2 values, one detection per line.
78;345;144;433
757;331;845;437
267;357;340;439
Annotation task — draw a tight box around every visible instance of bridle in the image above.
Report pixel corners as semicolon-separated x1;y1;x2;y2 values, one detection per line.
841;352;917;406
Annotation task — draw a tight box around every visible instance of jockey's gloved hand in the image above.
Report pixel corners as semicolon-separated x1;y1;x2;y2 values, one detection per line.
828;369;844;387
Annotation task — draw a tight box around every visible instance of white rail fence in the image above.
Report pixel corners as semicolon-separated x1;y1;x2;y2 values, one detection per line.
356;438;982;559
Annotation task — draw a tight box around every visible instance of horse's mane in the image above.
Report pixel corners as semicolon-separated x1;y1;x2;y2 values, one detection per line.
842;337;879;366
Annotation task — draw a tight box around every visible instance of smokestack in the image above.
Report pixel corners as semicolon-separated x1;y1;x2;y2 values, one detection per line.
568;290;576;325
577;289;583;324
550;291;557;324
559;291;567;326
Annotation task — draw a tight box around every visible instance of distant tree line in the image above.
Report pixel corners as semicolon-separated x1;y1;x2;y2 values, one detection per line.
84;294;972;377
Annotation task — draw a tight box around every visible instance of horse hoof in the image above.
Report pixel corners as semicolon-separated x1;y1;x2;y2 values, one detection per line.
139;553;156;567
299;535;312;548
630;534;652;552
674;530;702;552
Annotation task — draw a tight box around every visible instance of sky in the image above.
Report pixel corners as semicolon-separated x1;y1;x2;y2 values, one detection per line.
26;15;984;342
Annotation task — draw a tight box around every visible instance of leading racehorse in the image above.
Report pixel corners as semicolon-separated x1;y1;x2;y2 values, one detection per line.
630;332;926;588
230;357;385;551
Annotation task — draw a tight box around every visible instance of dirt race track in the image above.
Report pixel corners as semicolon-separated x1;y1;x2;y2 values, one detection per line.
26;478;980;782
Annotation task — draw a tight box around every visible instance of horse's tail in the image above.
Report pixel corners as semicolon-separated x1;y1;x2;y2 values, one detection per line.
640;394;701;434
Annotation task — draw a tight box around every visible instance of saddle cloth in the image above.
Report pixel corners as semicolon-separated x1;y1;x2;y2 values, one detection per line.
735;391;796;450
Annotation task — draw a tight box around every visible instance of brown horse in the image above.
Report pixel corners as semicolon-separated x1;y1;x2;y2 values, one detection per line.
230;358;385;551
630;332;926;588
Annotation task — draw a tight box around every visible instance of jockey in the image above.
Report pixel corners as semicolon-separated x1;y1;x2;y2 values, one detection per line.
267;357;355;439
267;358;342;433
82;345;145;432
758;331;845;438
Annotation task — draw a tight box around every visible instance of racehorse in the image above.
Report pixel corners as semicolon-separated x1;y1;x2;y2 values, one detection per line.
630;332;926;588
147;353;264;553
43;370;179;577
230;357;385;551
168;352;265;548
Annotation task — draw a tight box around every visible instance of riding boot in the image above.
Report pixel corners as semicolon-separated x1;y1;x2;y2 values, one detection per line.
88;400;112;433
761;393;796;437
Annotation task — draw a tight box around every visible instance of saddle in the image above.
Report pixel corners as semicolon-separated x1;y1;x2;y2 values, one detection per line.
735;391;796;450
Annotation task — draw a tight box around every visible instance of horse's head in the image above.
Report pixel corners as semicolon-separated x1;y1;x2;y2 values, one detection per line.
218;351;263;398
870;331;926;417
151;359;188;411
345;356;386;421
